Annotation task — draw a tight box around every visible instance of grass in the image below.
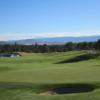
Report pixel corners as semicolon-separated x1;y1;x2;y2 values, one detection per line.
0;50;100;100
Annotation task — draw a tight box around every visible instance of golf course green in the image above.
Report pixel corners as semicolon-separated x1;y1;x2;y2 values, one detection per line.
0;50;100;100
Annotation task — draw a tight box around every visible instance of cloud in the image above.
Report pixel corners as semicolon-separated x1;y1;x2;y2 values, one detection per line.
0;32;100;41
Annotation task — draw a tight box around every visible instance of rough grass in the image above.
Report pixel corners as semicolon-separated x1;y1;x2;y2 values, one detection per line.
0;50;100;100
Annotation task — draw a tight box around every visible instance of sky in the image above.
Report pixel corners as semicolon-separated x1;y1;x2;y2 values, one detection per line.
0;0;100;40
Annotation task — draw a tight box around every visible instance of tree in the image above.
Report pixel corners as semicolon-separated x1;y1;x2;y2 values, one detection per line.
95;39;100;50
65;42;75;51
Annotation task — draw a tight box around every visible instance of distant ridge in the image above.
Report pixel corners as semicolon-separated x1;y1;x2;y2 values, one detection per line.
0;35;100;45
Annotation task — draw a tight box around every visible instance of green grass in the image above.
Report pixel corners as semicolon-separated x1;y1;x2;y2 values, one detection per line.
0;50;100;100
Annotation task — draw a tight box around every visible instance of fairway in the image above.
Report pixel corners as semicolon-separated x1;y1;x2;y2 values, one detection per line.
0;51;100;100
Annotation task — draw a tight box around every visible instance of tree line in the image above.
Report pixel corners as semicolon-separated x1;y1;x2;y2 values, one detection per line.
0;39;100;53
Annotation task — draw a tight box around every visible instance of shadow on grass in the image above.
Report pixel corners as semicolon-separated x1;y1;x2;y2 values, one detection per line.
0;82;97;95
56;53;99;64
50;84;95;94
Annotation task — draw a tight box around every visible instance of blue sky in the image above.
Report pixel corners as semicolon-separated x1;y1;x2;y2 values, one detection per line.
0;0;100;40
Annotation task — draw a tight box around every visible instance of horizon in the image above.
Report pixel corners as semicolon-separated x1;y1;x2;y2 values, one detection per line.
0;0;100;40
1;34;100;42
0;32;100;41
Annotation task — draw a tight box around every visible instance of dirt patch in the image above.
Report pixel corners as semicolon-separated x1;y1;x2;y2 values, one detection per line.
40;91;57;95
40;84;95;95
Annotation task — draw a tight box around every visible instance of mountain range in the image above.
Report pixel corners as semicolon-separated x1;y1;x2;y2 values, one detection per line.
0;35;100;45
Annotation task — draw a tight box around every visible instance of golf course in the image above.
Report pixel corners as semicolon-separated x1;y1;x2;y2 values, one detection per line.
0;50;100;100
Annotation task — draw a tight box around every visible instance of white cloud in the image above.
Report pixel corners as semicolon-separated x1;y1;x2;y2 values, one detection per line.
0;32;100;41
